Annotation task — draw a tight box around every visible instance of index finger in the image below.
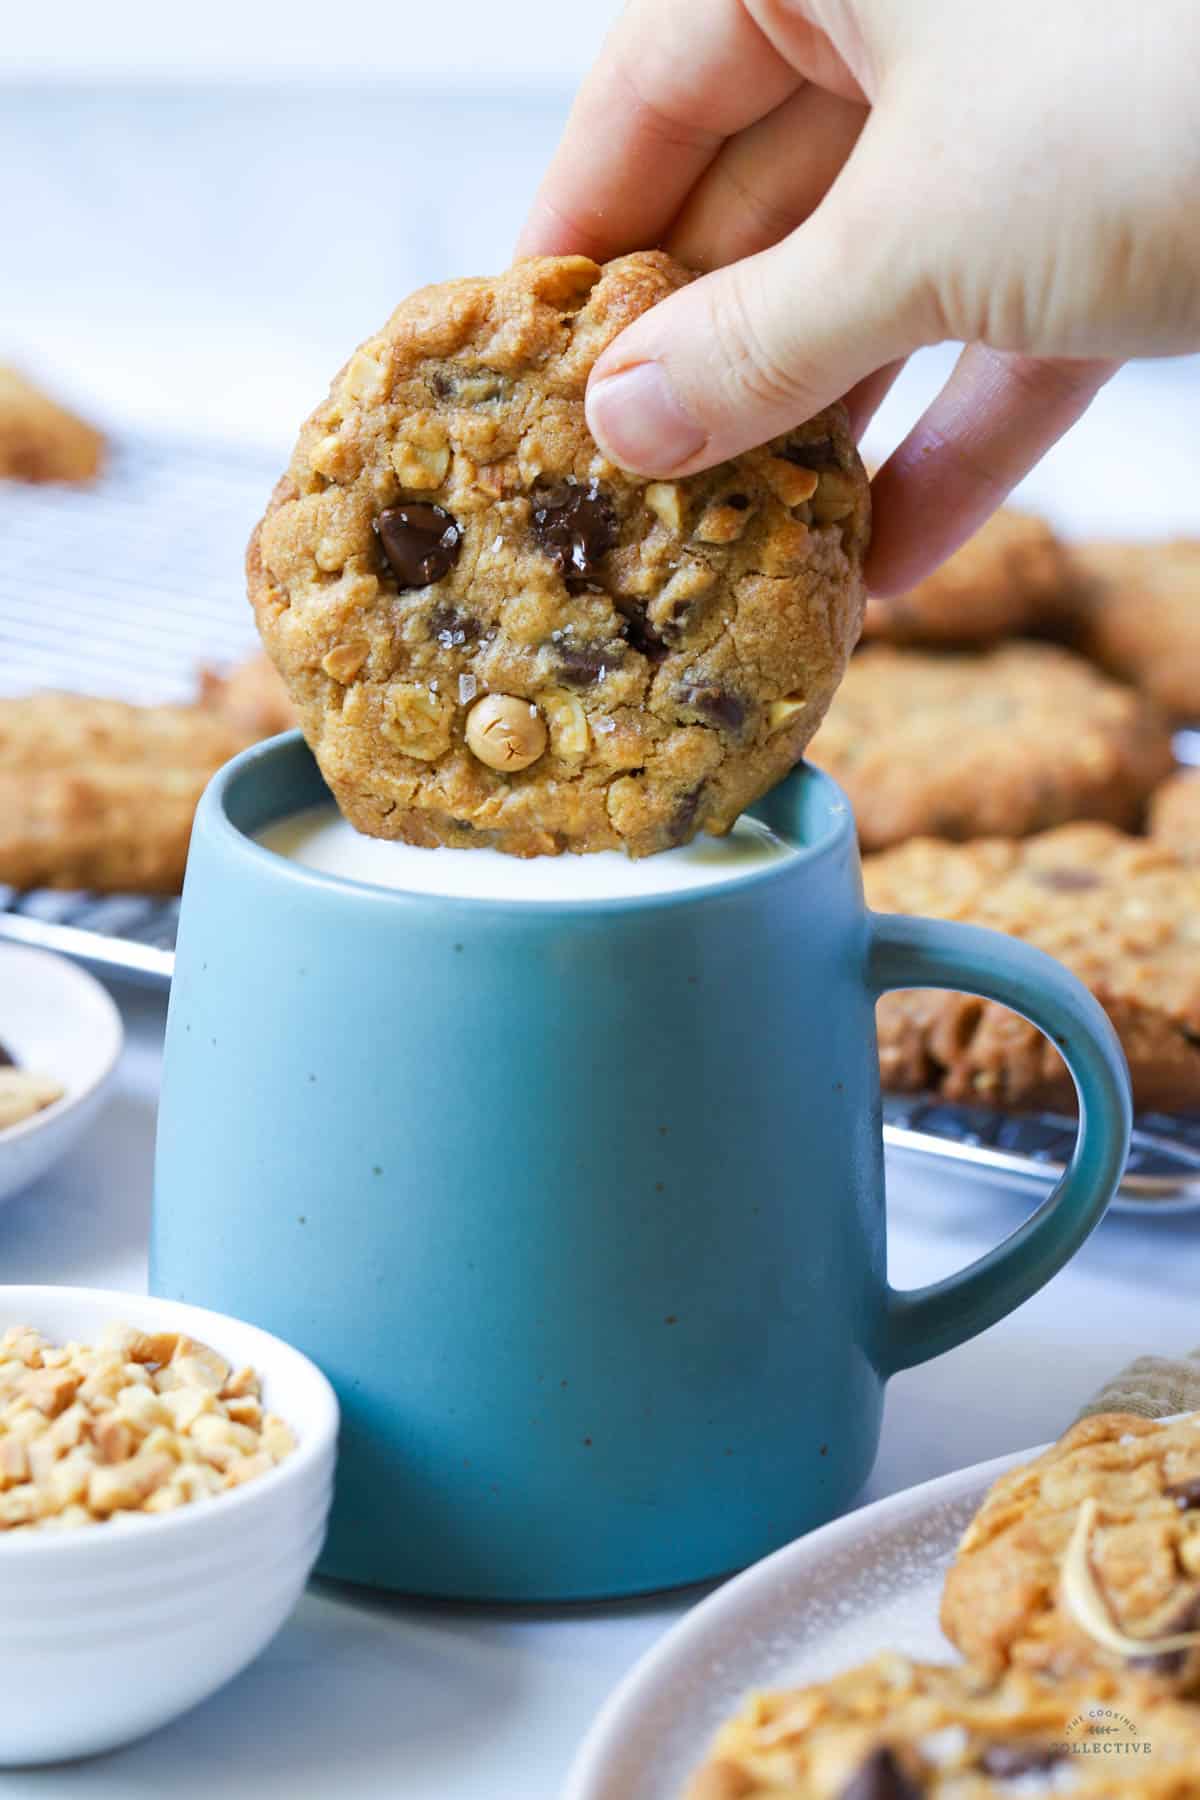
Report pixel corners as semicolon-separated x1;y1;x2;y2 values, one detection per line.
516;0;800;262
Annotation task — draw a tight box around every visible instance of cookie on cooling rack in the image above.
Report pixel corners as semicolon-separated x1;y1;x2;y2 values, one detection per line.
0;366;105;485
807;642;1175;852
1151;770;1200;862
248;252;869;858
198;650;297;739
862;507;1075;648
1072;540;1200;721
684;1651;1197;1797
863;823;1200;1112
0;693;254;893
941;1411;1200;1697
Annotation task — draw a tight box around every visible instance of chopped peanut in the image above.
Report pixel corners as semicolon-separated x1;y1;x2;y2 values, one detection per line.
0;1326;296;1531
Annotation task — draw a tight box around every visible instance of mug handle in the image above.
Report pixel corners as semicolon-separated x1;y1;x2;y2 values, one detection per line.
867;912;1131;1376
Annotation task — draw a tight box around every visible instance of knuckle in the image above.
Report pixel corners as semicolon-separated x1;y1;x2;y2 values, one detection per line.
709;269;819;416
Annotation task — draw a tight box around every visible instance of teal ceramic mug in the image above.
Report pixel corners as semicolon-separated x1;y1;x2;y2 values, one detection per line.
151;734;1130;1601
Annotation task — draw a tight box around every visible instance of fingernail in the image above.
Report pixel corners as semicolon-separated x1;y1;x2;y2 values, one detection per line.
586;362;708;474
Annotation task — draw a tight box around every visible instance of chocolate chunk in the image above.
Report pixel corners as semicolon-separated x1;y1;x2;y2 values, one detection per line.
780;436;839;470
0;1040;14;1068
428;367;505;403
531;480;617;584
375;503;462;589
668;783;706;846
428;603;479;647
620;606;670;664
725;493;750;510
840;1748;923;1800
980;1743;1063;1779
1131;1593;1200;1674
679;684;747;735
1033;867;1102;892
552;639;623;687
1168;1477;1200;1510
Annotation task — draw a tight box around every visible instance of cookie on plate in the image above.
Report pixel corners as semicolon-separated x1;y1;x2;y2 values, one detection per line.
864;824;1200;1111
1072;541;1200;720
941;1412;1200;1698
248;252;869;858
0;693;252;893
862;508;1074;647
807;642;1174;851
685;1652;1199;1796
198;650;297;739
0;366;105;485
1151;771;1200;862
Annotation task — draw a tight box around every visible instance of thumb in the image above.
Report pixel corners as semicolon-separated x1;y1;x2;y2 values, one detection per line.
585;129;932;474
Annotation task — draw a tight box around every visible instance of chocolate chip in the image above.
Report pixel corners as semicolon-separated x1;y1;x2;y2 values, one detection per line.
1033;868;1102;892
428;367;505;403
839;1748;923;1800
780;436;839;470
531;480;617;585
0;1040;14;1068
979;1743;1063;1779
1135;1646;1190;1676
679;684;747;735
375;503;463;589
1168;1478;1200;1510
428;602;479;647
667;784;707;846
552;638;624;687
725;493;750;510
620;606;670;664
1130;1593;1200;1674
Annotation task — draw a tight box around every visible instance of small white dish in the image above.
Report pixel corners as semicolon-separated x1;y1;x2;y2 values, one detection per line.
0;1285;339;1765
565;1444;1041;1800
0;945;123;1205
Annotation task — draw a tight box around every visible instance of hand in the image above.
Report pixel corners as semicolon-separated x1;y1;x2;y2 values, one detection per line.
517;0;1200;591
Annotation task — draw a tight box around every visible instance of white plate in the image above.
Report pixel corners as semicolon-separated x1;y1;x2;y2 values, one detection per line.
0;943;123;1203
564;1444;1042;1800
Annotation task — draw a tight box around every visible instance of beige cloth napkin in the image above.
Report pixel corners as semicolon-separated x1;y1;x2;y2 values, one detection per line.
1078;1350;1200;1420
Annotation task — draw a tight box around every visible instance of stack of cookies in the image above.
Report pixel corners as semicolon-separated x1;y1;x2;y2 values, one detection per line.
686;1409;1200;1796
803;509;1200;1117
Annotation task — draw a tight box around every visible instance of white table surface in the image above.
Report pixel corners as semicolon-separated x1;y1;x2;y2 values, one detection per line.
1;73;1198;1800
0;980;1192;1800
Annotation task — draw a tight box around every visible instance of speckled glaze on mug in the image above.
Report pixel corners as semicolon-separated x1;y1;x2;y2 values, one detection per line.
151;734;1130;1601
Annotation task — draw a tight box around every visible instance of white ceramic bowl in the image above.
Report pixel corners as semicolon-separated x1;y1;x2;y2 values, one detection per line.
0;1285;339;1764
0;945;123;1205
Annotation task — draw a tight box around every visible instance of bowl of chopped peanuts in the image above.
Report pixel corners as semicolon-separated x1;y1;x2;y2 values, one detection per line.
0;1285;339;1764
0;944;123;1207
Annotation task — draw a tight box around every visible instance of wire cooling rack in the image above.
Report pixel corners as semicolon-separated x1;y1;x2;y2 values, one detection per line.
0;429;275;982
0;433;1197;1212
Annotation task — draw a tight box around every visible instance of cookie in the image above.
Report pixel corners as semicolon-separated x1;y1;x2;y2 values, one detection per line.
862;508;1074;647
1151;772;1200;862
807;642;1174;851
0;693;252;893
0;366;105;485
864;824;1200;1111
685;1653;1200;1797
248;252;869;858
941;1412;1200;1698
1072;541;1200;720
198;650;297;739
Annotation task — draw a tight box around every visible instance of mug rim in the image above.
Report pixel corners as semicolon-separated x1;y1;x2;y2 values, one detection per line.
196;731;857;918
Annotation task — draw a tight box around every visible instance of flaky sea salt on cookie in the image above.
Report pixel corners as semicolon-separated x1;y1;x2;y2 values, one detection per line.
248;252;869;858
